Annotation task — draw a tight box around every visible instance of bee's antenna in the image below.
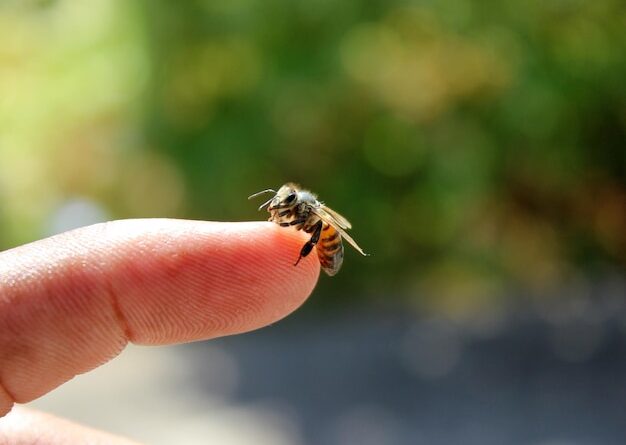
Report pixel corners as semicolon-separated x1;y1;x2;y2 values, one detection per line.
248;189;276;200
257;197;274;211
248;188;277;211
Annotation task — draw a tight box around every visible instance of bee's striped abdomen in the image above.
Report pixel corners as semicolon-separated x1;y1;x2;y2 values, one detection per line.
316;223;344;276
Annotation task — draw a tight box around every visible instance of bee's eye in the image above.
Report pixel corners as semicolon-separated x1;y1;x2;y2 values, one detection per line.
285;193;297;204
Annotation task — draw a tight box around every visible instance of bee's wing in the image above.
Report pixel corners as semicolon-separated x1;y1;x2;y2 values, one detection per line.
318;205;352;229
312;207;367;256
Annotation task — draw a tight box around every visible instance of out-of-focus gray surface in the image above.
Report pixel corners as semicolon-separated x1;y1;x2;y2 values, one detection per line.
31;284;626;445
30;344;302;445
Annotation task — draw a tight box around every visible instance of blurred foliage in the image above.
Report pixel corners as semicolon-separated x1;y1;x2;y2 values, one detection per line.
0;0;624;312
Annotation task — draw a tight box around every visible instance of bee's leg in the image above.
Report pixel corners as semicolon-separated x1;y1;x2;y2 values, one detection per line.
294;220;323;266
269;203;293;211
279;218;305;228
277;215;308;228
290;218;308;230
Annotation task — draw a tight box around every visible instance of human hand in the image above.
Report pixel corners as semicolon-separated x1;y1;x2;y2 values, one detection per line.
0;219;319;443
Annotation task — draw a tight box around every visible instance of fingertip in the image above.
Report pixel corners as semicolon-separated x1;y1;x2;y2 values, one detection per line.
249;221;321;321
88;220;322;344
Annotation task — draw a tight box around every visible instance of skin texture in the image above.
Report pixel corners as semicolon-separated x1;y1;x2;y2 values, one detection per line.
0;406;140;445
0;219;320;443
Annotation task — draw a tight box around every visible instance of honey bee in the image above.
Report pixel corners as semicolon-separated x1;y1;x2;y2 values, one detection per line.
249;183;367;276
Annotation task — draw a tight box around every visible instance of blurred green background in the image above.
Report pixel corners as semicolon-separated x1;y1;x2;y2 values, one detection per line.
1;0;624;315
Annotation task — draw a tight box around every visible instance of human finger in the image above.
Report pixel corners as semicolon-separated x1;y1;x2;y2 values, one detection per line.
0;219;320;416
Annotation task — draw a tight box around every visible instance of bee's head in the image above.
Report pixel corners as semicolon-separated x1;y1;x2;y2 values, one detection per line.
271;184;299;210
248;183;299;211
